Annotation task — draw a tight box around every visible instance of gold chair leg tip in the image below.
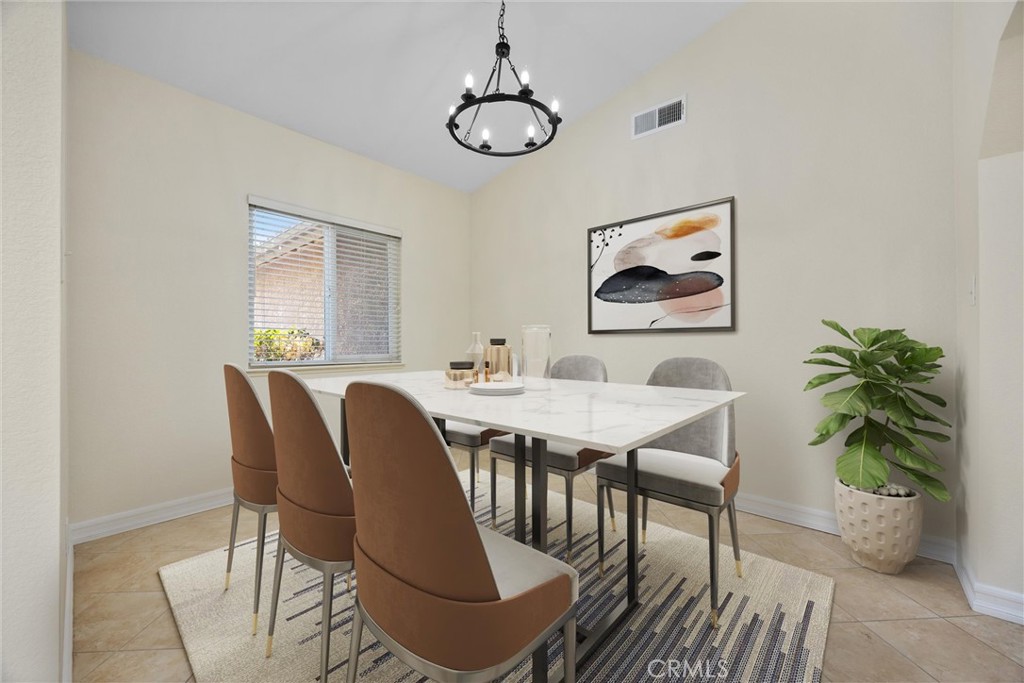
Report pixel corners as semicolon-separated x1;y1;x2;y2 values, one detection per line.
252;613;258;635
346;574;352;591
736;560;743;578
711;610;719;629
265;636;273;658
642;530;647;544
598;561;604;577
224;573;231;591
610;519;617;533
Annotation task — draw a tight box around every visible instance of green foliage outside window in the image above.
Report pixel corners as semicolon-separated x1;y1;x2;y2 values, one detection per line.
254;328;324;362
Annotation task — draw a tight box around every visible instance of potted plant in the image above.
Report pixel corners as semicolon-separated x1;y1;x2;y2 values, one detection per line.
804;320;950;574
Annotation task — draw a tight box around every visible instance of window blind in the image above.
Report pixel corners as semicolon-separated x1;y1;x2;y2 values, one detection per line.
248;203;401;366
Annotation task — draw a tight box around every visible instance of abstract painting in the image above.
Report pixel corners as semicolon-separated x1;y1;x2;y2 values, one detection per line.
588;197;734;333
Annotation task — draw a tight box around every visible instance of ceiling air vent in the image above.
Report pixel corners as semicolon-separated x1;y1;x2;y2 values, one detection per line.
632;96;686;139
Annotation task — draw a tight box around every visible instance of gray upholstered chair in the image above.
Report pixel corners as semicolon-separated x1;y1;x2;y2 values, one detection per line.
344;381;578;683
489;355;609;560
443;422;506;512
595;357;741;629
265;370;356;682
222;364;278;634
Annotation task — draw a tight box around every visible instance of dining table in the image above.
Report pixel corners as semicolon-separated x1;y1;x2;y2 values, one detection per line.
306;370;744;682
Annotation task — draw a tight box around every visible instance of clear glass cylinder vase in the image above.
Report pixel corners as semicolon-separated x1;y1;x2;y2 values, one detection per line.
521;324;551;390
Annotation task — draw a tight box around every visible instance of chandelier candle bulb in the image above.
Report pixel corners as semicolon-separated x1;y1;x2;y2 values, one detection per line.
465;73;474;91
521;69;530;86
551;99;560;113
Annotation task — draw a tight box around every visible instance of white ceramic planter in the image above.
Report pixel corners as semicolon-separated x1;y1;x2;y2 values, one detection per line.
833;478;923;574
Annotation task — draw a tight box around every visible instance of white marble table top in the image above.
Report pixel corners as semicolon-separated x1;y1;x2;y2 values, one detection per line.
306;370;744;454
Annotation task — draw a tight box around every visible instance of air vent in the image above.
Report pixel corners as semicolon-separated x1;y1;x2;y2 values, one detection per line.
632;96;686;139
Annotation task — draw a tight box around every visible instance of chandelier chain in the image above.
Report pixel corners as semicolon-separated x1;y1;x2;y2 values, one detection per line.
497;0;507;42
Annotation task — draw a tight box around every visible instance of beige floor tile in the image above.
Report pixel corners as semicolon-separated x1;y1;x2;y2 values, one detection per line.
830;603;856;623
884;564;977;618
82;648;192;683
866;618;1024;682
73;652;113;682
752;532;858;571
947;616;1024;666
75;530;144;555
121;610;184;650
74;592;170;652
823;621;935;682
734;510;805;535
822;567;938;621
75;550;198;593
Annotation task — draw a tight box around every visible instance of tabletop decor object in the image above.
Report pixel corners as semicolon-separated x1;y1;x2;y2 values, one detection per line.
520;324;551;390
804;319;950;574
446;0;562;157
588;197;734;333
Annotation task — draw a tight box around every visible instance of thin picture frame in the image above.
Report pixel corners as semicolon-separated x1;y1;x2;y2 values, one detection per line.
587;197;735;334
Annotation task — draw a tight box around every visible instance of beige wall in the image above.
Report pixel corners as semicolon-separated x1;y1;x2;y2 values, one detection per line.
1;1;68;678
953;0;1023;612
67;51;472;523
470;2;960;541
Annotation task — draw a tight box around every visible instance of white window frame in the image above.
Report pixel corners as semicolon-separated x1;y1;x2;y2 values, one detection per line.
247;195;402;368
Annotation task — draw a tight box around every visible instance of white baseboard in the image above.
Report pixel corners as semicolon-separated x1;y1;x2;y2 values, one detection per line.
955;562;1024;625
734;490;957;564
69;487;234;545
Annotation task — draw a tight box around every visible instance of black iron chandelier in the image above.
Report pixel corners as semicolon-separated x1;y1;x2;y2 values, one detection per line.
446;1;561;157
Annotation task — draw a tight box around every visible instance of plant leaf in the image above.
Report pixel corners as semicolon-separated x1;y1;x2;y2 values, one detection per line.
858;349;896;366
881;394;917;428
804;372;850;391
904;393;952;427
821;382;873;416
810;345;858;364
905;425;951;443
892;445;944;473
908;346;945;366
854;327;881;348
822;319;858;345
813;412;853;439
873;328;908;348
907;387;948;408
837;433;889;489
890;462;951;502
804;358;849;368
893;424;936;458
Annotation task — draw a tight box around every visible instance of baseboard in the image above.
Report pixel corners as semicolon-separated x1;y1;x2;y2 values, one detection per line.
734;490;957;565
69;487;234;545
955;562;1024;625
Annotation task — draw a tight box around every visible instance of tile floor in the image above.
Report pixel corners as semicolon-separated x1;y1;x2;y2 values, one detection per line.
73;451;1024;682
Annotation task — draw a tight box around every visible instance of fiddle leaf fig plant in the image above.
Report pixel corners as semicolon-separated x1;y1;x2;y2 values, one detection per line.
804;320;951;502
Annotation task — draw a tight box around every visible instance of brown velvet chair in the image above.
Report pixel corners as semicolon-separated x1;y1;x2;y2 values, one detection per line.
223;363;278;634
344;381;578;683
265;370;356;683
596;357;741;629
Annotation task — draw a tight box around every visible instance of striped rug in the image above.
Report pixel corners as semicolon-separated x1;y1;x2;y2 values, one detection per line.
160;473;833;682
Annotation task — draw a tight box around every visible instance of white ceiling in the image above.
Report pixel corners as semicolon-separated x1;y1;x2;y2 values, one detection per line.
68;1;740;192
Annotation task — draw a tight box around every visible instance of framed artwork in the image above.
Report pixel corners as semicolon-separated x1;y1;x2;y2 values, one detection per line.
588;197;735;334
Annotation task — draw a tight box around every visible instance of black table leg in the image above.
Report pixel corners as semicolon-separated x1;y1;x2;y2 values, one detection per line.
532;642;549;683
626;447;638;603
514;434;526;543
532;437;548;551
339;398;349;467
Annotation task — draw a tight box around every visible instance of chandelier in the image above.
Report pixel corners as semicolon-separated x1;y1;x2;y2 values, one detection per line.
446;1;562;157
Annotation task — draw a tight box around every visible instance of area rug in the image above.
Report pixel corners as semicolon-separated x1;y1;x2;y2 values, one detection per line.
160;473;833;682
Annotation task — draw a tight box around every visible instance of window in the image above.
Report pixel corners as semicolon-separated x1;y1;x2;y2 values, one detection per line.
248;198;401;367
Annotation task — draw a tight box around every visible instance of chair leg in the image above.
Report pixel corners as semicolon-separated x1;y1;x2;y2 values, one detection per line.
642;494;649;544
563;616;577;683
708;510;721;629
469;447;477;512
565;474;574;561
606;485;617;532
225;498;240;591
265;535;286;657
321;571;335;683
346;601;363;683
490;455;498;529
252;510;268;635
727;500;742;577
597;483;605;577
